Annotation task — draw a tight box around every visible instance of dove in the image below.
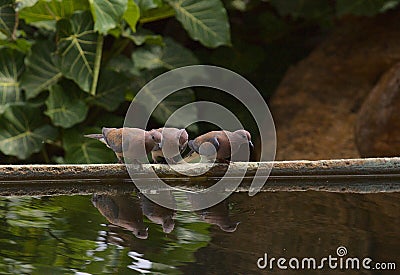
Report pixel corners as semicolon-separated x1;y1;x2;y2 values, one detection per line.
187;129;254;162
85;127;162;163
151;128;188;164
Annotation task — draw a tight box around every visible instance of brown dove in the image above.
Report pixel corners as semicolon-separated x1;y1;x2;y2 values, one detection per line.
188;129;254;162
85;127;162;163
151;127;188;164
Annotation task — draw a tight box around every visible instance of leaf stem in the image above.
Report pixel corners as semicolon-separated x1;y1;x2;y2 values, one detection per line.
90;34;103;96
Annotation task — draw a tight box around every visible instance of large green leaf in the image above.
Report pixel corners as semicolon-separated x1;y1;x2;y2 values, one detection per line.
19;0;89;23
0;48;24;113
132;37;198;70
45;84;88;128
87;70;128;111
0;0;15;38
88;0;127;34
336;0;400;16
55;11;102;93
123;0;140;32
0;104;58;159
63;128;117;163
166;0;231;48
20;40;62;99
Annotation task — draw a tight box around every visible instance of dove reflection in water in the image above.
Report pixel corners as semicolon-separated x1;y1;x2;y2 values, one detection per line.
91;194;148;239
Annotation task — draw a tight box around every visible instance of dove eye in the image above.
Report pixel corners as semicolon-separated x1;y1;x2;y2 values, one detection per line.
152;135;155;140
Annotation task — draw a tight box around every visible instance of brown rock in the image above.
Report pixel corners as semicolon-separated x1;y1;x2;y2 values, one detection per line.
269;10;400;160
355;63;400;157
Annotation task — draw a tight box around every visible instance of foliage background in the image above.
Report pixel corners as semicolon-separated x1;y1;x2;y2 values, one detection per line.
0;0;399;164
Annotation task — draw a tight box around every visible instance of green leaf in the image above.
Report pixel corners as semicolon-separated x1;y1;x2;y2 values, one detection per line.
55;11;101;93
336;0;400;16
19;0;89;23
167;0;231;48
132;37;198;70
270;0;333;19
122;28;163;46
45;84;88;128
63;128;117;163
20;40;62;99
0;104;58;159
0;48;25;113
88;0;127;34
124;0;140;32
0;0;16;38
87;70;128;111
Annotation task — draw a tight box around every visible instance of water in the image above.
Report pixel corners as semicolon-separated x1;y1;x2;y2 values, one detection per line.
0;183;398;274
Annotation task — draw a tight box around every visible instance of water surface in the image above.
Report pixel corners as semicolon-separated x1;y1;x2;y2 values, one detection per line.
0;186;398;274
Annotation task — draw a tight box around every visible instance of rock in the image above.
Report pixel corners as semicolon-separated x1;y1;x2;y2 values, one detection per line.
355;62;400;157
269;10;400;160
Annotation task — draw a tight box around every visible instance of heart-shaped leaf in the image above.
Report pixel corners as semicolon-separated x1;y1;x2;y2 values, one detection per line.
167;0;231;48
87;70;128;111
0;0;15;38
45;84;88;128
0;104;58;159
0;48;25;113
63;128;117;163
19;0;89;23
20;40;62;99
132;37;198;70
56;11;102;93
88;0;127;34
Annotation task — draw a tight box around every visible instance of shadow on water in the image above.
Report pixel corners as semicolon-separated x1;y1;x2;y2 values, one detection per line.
0;178;398;274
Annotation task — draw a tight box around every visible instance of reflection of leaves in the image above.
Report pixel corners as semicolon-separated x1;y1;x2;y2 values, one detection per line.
89;0;127;34
45;84;88;128
6;197;62;228
0;48;24;112
56;11;101;93
0;104;58;159
20;40;62;99
132;37;198;70
63;128;117;163
0;0;15;38
167;0;231;47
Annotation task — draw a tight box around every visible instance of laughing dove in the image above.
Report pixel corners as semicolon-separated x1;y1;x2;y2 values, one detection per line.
151;128;188;164
187;129;254;162
85;127;162;163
